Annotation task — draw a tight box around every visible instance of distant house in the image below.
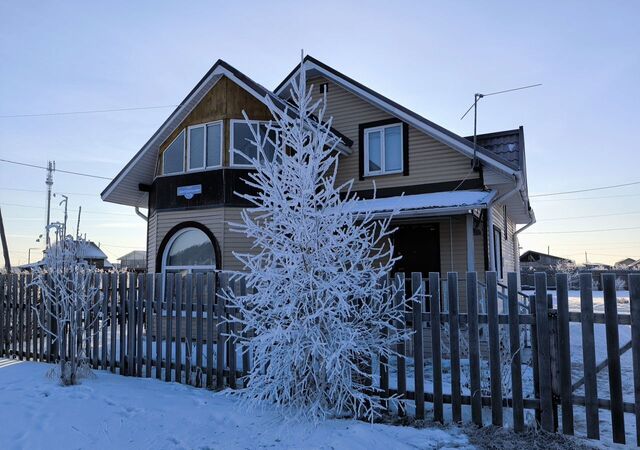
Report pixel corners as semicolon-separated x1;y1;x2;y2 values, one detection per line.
101;56;535;285
520;250;573;271
118;250;147;272
614;257;638;268
629;259;640;270
19;240;112;271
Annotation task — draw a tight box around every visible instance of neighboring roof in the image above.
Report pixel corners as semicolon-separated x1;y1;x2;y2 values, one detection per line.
343;190;496;217
101;59;352;208
466;129;523;169
614;257;637;267
275;55;520;176
519;250;572;263
118;250;146;261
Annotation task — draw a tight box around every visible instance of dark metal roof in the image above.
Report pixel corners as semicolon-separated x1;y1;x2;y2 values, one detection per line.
466;128;523;169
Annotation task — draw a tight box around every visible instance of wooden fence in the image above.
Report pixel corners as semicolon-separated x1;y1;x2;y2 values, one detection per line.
0;271;639;446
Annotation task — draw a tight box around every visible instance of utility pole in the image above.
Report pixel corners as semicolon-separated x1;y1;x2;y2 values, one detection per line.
44;160;55;247
76;206;82;239
0;207;11;272
585;251;588;265
547;245;550;255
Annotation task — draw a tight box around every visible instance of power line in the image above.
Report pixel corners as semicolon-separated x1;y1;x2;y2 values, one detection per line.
0;202;136;217
0;158;113;180
536;210;640;221
530;180;640;197
525;226;640;235
532;193;640;202
0;187;98;197
0;104;177;118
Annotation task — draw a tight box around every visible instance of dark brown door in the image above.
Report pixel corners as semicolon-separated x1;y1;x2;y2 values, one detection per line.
393;223;441;277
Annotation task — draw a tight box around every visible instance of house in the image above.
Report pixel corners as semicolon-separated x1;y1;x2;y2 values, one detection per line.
20;240;112;270
614;257;638;268
118;250;147;272
520;250;573;271
101;56;535;289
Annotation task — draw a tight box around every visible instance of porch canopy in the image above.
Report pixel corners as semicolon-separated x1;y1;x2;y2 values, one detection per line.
346;190;496;218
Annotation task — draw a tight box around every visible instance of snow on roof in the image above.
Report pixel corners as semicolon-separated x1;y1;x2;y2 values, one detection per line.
345;190;496;216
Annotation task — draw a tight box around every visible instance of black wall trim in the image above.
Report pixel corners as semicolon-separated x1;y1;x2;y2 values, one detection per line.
358;118;407;180
353;178;484;200
155;221;222;273
149;168;256;213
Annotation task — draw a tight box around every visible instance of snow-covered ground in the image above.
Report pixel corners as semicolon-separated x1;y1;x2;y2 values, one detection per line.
0;358;474;450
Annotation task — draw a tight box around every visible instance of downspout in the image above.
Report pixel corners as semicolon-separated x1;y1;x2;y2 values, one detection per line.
135;206;148;222
486;172;524;274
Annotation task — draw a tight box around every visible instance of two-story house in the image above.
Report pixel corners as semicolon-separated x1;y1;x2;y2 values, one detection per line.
101;56;535;288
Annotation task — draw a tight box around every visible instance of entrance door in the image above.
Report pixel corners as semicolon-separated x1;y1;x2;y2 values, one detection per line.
393;223;441;277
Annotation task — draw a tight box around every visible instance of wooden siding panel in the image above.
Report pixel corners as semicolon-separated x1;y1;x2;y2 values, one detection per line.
308;77;479;190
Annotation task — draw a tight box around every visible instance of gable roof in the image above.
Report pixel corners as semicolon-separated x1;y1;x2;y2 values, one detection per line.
275;55;520;176
100;59;352;207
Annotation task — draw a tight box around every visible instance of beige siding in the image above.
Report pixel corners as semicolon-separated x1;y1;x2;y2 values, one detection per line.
146;207;256;273
308;77;479;190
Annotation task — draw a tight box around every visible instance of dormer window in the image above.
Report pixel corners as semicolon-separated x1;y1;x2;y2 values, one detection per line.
363;123;403;176
230;120;276;167
162;130;185;175
187;121;223;171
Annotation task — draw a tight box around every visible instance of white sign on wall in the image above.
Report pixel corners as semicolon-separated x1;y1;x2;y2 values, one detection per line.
177;184;202;200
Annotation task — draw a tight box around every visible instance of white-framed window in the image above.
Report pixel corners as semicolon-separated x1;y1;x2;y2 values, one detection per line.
187;121;223;171
162;130;186;175
161;227;216;278
493;226;504;279
230;119;276;167
363;123;403;176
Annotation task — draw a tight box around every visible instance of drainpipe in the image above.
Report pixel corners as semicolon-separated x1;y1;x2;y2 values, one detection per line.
135;206;148;222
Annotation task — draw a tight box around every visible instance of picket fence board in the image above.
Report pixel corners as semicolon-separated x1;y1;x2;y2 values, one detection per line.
507;272;524;432
603;274;625;444
411;272;425;420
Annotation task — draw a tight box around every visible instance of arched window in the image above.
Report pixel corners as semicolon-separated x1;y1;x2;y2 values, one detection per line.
161;227;216;276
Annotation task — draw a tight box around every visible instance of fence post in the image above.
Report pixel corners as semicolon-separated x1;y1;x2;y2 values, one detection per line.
534;272;554;432
165;274;175;382
579;272;599;439
555;273;574;435
411;272;425;420
185;274;194;385
466;271;482;426
145;273;154;378
394;273;407;416
507;272;524;432
155;273;163;380
175;274;184;384
486;271;503;427
529;295;538;415
429;272;443;423
206;272;215;389
447;272;462;423
216;273;228;390
629;273;640;446
195;273;204;387
603;273;625;444
379;274;390;411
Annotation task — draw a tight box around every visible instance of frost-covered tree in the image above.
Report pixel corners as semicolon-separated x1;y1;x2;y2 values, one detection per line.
31;223;103;385
225;56;409;421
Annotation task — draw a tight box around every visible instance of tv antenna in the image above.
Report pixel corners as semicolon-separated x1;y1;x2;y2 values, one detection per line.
460;83;542;168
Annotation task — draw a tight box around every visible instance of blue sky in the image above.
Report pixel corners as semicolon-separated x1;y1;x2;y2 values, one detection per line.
1;1;639;266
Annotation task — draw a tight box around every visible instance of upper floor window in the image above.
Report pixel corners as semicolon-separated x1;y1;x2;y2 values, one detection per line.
187;121;223;171
364;123;403;176
162;130;186;175
230;120;276;167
